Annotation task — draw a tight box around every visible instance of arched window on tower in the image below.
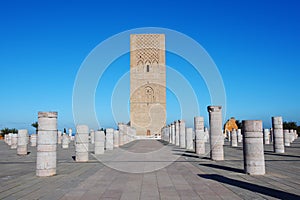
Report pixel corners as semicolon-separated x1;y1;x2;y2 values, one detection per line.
145;60;151;73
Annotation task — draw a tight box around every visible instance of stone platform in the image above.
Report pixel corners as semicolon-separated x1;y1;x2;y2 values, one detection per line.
0;138;300;200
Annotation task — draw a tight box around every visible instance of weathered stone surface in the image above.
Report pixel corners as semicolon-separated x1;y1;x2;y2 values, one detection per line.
171;123;175;144
36;111;57;177
179;120;186;148
207;106;224;161
186;128;194;150
243;120;265;175
105;128;114;150
57;131;62;144
175;121;180;146
17;129;28;155
263;129;270;144
231;129;238;147
75;125;89;162
237;128;242;143
130;34;166;136
11;134;18;149
272;116;284;153
94;130;105;154
284;129;290;146
113;130;119;147
90;129;95;144
30;134;37;147
62;134;69;149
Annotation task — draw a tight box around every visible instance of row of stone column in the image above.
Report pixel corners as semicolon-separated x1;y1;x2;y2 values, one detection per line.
4;130;29;155
161;119;210;152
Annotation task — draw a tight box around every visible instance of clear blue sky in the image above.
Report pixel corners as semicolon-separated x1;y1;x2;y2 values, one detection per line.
1;0;299;133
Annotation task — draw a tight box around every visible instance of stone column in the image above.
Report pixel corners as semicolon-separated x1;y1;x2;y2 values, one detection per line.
207;106;224;161
30;134;37;147
62;134;69;149
75;125;89;162
272;116;284;153
270;128;273;143
7;133;12;146
231;129;238;147
106;128;114;150
175;121;180;146
94;130;105;154
263;129;270;144
119;125;124;146
68;128;72;137
290;129;295;143
11;133;18;149
204;127;209;142
283;129;290;146
113;130;119;147
227;130;231;141
90;129;95;144
179;120;186;148
195;116;205;155
186;128;194;150
36;112;57;177
57;131;62;144
170;123;175;144
237;129;242;143
17;129;28;155
243;120;265;175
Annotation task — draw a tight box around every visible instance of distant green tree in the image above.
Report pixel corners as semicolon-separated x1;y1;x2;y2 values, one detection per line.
283;121;300;135
63;128;66;133
0;128;18;137
31;121;38;134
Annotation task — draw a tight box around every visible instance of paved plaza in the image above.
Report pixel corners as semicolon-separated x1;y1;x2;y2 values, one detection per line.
1;139;300;200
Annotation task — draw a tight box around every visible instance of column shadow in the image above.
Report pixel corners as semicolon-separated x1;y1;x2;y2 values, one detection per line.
199;163;244;173
198;174;300;199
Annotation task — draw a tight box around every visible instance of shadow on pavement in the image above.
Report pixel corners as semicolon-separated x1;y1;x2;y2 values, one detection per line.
198;174;300;199
199;163;244;173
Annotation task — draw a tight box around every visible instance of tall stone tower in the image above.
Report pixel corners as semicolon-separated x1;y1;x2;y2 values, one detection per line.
130;34;166;137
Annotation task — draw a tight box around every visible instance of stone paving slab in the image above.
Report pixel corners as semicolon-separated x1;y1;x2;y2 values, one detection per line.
0;138;300;199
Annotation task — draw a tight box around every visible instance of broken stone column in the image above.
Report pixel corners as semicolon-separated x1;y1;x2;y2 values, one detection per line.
68;128;72;137
270;128;273;143
204;127;209;142
168;125;172;143
106;128;114;150
231;129;238;147
119;126;124;146
237;129;242;143
57;131;62;144
17;129;28;155
30;134;37;147
263;129;270;144
36;111;57;177
113;130;119;147
94;130;105;154
207;106;224;161
62;134;69;149
243;120;265;175
75;125;89;162
171;123;175;144
7;133;12;146
11;133;18;149
90;129;95;144
186;128;194;150
175;121;180;146
290;129;295;142
179;120;186;148
283;129;290;146
195;116;205;155
272;116;284;153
